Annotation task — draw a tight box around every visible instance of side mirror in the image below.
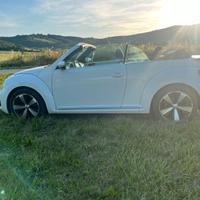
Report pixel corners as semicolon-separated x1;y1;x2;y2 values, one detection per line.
56;61;66;70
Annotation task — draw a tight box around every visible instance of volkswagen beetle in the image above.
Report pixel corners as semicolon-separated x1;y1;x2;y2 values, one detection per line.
1;43;200;121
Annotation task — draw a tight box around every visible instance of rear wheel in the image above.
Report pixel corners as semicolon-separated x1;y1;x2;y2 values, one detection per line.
9;88;47;118
151;85;198;121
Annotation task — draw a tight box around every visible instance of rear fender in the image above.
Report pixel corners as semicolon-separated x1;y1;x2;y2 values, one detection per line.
141;68;200;113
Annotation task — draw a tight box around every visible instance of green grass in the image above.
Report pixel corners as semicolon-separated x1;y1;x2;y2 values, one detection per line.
1;113;200;200
0;73;12;85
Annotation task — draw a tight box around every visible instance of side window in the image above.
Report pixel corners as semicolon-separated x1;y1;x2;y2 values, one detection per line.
126;45;149;63
64;47;95;68
64;44;126;68
93;45;125;65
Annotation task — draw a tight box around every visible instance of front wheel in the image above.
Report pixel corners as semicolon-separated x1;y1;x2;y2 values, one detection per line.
151;85;198;121
9;88;47;118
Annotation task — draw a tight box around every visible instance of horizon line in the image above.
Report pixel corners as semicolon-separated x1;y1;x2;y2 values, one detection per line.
1;23;200;39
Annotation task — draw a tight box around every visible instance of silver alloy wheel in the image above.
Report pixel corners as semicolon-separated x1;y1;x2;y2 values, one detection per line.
159;91;194;121
12;93;40;118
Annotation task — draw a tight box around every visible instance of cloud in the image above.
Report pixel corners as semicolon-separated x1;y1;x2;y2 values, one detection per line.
33;0;164;37
0;12;19;29
0;21;18;29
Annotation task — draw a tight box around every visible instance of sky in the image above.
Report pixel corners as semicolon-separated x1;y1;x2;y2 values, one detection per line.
0;0;199;38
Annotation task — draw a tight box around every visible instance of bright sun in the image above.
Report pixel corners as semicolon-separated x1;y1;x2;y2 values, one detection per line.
161;0;200;26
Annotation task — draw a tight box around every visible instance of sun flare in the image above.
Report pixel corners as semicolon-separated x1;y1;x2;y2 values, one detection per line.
161;0;200;26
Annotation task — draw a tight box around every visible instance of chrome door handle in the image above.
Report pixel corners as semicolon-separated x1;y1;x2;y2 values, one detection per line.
112;73;123;78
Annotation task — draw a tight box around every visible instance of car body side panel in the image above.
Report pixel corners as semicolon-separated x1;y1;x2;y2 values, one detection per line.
123;61;161;108
52;63;126;109
1;74;55;113
124;59;200;113
141;67;200;113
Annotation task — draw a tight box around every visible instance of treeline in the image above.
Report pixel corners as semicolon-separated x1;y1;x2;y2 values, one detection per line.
0;39;23;51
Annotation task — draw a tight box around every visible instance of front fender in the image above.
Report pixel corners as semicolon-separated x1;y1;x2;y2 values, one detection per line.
1;74;55;113
141;68;200;113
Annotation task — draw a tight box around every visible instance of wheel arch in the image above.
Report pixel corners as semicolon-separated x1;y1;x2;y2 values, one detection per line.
7;86;48;113
2;74;56;114
150;83;200;113
141;81;200;113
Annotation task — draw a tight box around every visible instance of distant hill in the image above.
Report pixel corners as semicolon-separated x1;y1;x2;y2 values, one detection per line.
104;24;200;45
1;24;200;50
0;39;23;51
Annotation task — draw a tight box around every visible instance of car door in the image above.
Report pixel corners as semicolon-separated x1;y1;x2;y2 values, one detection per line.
122;45;152;108
52;62;126;110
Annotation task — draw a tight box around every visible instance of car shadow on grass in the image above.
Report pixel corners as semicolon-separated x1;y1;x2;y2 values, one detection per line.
51;113;151;121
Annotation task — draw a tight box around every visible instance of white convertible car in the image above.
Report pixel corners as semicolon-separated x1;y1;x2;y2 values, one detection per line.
0;43;200;121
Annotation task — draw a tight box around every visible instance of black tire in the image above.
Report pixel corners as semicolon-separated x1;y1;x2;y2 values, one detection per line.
151;85;198;121
8;88;47;118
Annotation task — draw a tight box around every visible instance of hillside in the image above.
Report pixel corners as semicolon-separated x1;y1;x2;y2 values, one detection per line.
1;24;200;50
0;39;23;51
0;34;98;50
104;24;200;45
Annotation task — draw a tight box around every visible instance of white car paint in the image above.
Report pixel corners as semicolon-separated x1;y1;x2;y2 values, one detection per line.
0;43;200;115
53;62;126;110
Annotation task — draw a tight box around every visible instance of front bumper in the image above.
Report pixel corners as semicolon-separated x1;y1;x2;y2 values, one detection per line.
0;89;2;110
0;88;9;114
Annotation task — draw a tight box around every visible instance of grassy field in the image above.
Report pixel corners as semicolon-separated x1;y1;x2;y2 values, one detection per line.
2;111;200;200
0;73;12;85
1;74;200;199
0;50;63;69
